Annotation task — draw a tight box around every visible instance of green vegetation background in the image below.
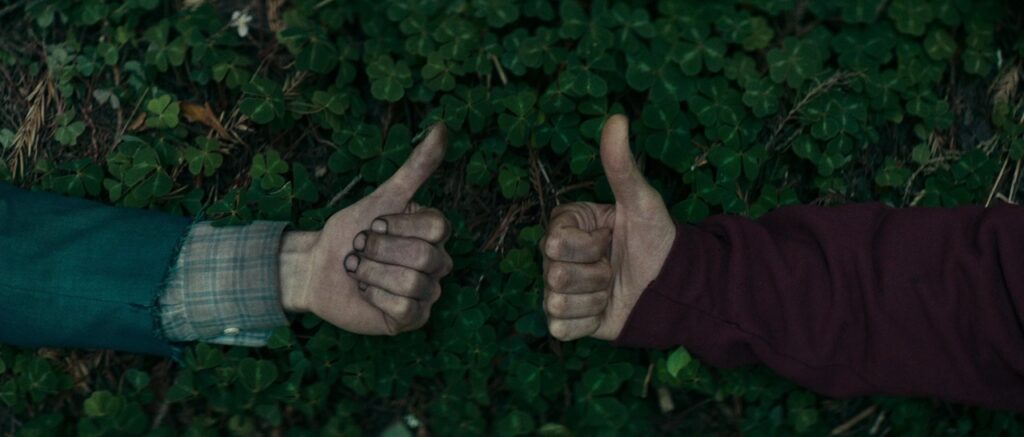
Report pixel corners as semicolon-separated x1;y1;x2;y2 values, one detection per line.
1;0;1023;435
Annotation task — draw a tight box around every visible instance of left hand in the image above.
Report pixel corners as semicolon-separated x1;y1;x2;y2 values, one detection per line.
278;123;453;335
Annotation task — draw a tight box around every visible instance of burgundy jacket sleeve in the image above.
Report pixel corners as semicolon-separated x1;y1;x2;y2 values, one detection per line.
614;202;1024;411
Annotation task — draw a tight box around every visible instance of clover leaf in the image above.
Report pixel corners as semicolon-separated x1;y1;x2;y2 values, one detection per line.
367;56;413;102
239;78;285;124
768;37;827;89
887;0;934;36
238;358;279;393
832;27;895;70
422;53;459;92
641;101;693;170
924;28;957;61
54;119;86;146
473;0;520;28
183;137;224;177
841;0;885;23
145;95;180;129
279;27;339;74
742;78;782;118
498;90;538;146
48;158;102;197
251;150;289;190
498;163;530;198
442;86;494;133
671;24;727;76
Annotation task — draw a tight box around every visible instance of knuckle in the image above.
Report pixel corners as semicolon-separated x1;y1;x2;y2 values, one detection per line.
393;299;417;324
548;321;571;341
424;282;442;304
404;272;430;298
545;264;568;290
437;252;454;276
427;210;448;240
545;294;570;318
415;242;438;271
542;235;563;258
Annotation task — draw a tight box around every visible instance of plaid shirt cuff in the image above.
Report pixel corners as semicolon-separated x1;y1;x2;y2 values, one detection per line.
160;221;291;347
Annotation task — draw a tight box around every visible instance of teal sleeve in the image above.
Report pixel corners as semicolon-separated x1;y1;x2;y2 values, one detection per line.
0;183;191;356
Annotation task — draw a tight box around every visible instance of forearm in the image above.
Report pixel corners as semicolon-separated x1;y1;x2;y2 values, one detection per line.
616;203;1024;411
0;183;189;356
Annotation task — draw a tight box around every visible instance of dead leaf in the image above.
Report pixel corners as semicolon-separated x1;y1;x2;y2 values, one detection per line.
181;101;231;139
128;112;147;132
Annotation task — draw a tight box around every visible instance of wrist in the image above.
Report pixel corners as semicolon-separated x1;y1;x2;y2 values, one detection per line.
279;230;318;313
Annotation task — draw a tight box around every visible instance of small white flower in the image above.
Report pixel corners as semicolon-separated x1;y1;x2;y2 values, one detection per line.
404;414;421;429
230;10;254;38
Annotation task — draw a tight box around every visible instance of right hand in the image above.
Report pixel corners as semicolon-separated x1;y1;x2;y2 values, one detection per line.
540;115;676;341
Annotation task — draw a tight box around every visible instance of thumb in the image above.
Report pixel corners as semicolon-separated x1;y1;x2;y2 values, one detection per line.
599;114;658;211
373;122;447;203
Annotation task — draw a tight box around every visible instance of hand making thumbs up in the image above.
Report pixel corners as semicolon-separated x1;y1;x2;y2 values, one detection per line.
541;115;676;341
279;123;453;336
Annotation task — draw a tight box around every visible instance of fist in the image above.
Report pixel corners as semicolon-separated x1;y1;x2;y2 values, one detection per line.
344;207;453;333
541;115;676;341
280;123;454;336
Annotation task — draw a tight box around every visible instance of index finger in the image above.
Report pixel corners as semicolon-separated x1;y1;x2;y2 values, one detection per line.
540;227;611;263
371;208;451;244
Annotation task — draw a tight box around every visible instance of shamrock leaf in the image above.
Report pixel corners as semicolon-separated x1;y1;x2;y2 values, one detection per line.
708;146;742;181
641;101;693;170
672;195;710;224
367;56;413;102
924;28;957;61
434;17;479;59
536;113;582;154
840;0;885;23
292;164;319;202
238;358;279;393
251;150;290;190
83;391;124;418
498;90;538;146
183;137;224;177
875;157;912;187
717;13;774;51
279;28;339;74
569;142;596;175
362;124;412;183
473;0;520;28
54;120;86;145
498;163;530;199
670;24;727;76
666;347;693;378
421;53;458;92
239;78;285;124
0;129;12;150
742;78;782;118
333;122;384;159
145;95;180;129
143;20;187;72
518;28;565;74
831;27;896;70
887;0;934;36
441;86;493;133
559;54;612;97
609;3;655;53
689;78;744;128
49;159;103;197
766;37;826;88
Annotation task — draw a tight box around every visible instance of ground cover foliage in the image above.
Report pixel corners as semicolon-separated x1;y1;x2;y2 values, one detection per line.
1;0;1023;435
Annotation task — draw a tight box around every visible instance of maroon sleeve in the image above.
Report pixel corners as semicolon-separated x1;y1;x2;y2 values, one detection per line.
614;202;1024;411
